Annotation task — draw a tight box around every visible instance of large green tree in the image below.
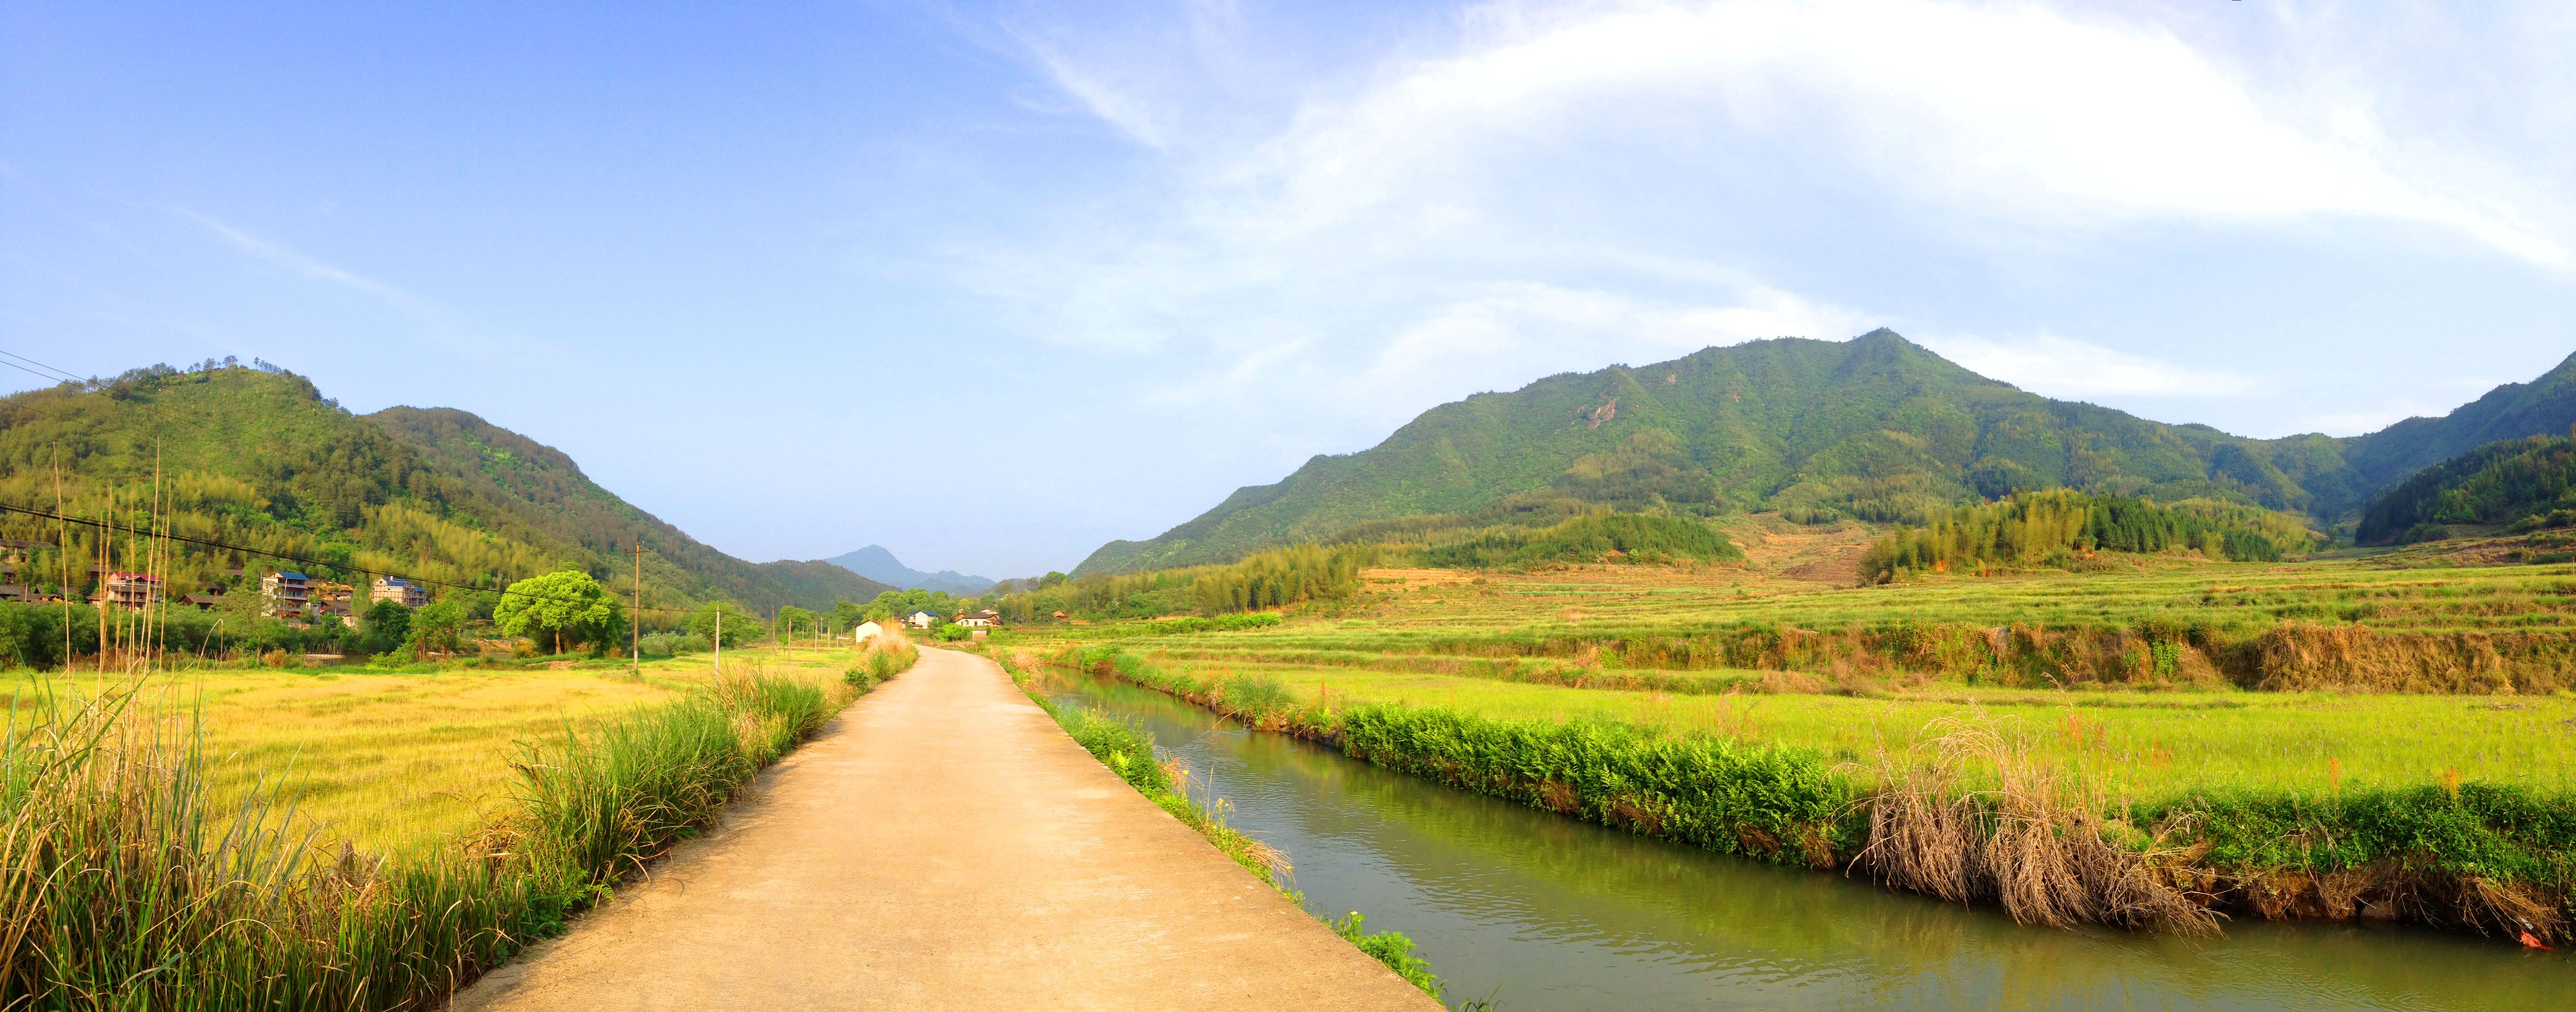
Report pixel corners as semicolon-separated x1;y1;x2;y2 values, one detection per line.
403;598;470;658
495;570;621;656
776;605;819;639
688;602;758;648
356;599;411;656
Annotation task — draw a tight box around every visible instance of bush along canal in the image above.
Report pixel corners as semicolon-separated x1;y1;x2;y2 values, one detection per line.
1006;645;2572;1010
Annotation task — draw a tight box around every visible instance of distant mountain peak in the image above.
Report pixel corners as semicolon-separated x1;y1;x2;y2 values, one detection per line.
825;545;994;596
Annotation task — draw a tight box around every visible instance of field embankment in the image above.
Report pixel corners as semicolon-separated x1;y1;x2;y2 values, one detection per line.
0;641;904;1008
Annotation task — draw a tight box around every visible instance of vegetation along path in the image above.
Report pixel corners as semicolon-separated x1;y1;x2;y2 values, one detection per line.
449;646;1437;1011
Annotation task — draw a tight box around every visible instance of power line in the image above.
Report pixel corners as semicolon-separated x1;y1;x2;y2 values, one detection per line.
0;500;708;617
0;350;85;385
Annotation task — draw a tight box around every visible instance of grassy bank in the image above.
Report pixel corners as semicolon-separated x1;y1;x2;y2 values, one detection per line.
990;649;1457;1003
0;641;916;1008
1053;643;2574;947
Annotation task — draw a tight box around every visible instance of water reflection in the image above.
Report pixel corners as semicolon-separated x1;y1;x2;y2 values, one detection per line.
1049;673;2570;1011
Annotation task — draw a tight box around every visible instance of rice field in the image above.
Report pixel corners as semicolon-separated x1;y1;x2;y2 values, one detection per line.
1011;551;2576;800
2;643;865;855
1173;664;2576;797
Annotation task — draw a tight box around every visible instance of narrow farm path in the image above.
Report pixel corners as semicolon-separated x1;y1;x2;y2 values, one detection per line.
448;646;1438;1012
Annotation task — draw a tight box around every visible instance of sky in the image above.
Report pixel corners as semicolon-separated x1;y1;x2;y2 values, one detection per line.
4;0;2573;578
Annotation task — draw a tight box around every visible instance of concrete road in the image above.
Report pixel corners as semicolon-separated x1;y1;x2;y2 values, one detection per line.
449;646;1439;1011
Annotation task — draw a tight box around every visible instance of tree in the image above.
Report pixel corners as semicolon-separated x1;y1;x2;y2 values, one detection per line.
689;602;758;648
777;605;819;640
404;598;470;658
358;599;412;657
495;570;620;656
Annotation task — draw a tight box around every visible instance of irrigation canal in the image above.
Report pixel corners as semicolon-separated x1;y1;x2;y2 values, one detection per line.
1046;672;2570;1011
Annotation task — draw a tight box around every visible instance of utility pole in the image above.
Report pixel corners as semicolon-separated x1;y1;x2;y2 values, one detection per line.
714;607;722;673
630;541;650;678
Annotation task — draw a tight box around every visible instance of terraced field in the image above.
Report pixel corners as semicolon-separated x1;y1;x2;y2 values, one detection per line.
1007;552;2576;798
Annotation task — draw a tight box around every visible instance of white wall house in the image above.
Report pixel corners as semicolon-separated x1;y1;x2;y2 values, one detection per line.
905;610;937;629
853;620;885;643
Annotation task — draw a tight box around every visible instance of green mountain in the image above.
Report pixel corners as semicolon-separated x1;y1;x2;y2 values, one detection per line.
0;362;891;616
2357;434;2576;544
1077;331;2576;574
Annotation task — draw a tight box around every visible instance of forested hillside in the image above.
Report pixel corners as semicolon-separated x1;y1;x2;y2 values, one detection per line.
1078;331;2576;574
2357;433;2576;544
0;362;889;617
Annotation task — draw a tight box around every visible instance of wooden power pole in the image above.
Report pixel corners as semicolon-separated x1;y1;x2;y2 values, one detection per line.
630;541;650;678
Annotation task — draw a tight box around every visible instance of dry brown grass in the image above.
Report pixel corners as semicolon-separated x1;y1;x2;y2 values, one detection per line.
2251;622;2575;693
1856;713;2222;935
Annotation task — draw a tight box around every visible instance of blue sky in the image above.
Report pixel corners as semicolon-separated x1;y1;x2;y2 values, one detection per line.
6;1;2573;578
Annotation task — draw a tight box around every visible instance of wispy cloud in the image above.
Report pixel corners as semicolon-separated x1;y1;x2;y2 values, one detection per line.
1013;37;1175;149
1337;283;1882;417
173;208;434;312
1918;332;2255;400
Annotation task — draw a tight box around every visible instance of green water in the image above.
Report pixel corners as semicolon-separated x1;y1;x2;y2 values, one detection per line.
1048;674;2572;1011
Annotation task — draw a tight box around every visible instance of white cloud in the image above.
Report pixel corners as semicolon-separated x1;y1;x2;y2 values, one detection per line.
1342;283;1880;413
1242;0;2567;265
1916;331;2254;399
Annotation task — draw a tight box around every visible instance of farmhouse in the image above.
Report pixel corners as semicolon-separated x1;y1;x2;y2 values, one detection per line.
956;609;1002;628
312;582;356;620
371;576;429;608
96;572;163;608
904;610;938;629
262;572;311;618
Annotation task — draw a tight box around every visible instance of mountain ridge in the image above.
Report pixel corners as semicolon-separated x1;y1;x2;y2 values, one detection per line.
0;364;894;615
823;545;994;596
1076;331;2576;574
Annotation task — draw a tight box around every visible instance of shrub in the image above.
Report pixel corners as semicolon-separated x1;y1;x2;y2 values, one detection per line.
635;632;697;657
1216;673;1296;725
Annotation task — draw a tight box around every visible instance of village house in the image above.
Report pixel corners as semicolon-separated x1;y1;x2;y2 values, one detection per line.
904;610;938;629
262;571;311;618
371;576;429;608
851;620;884;644
312;582;356;621
955;609;1002;628
95;572;163;608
